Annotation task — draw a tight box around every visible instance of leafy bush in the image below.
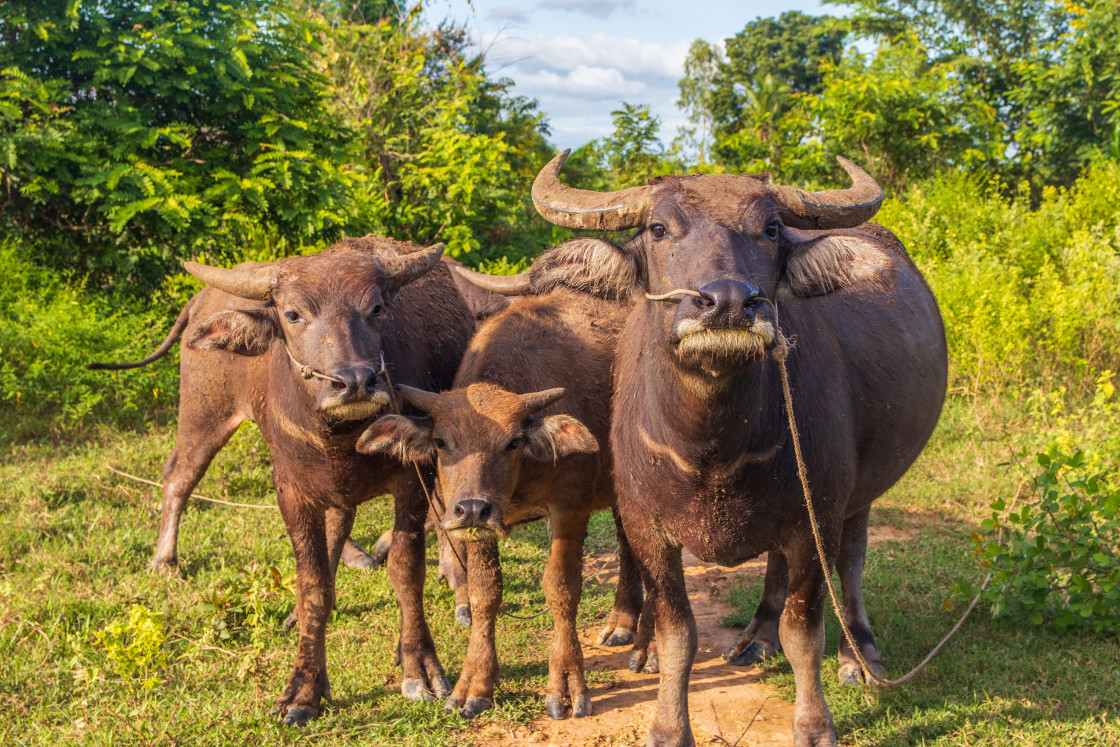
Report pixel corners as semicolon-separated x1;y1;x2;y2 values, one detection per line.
878;159;1120;395
73;604;167;693
0;241;182;445
965;445;1120;634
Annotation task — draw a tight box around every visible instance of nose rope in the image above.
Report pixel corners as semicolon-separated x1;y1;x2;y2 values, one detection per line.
645;288;707;302
284;348;388;387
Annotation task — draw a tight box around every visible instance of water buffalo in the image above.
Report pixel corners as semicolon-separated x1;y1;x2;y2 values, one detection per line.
357;263;643;719
90;236;476;724
511;152;947;746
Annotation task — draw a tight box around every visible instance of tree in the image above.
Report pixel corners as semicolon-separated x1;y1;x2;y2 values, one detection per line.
603;102;665;187
676;40;721;165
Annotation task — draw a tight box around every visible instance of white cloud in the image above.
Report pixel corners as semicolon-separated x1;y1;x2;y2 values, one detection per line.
487;5;529;23
535;0;636;19
470;29;691;146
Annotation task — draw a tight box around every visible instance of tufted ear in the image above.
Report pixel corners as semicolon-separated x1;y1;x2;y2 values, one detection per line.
187;309;279;356
781;234;894;297
356;415;435;463
524;414;599;462
528;238;644;300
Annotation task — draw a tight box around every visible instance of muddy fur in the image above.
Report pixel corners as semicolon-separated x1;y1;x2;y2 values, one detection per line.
528;238;641;301
188;308;280;356
784;235;893;297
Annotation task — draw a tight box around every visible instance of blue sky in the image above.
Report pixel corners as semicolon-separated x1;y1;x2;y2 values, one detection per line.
423;0;832;148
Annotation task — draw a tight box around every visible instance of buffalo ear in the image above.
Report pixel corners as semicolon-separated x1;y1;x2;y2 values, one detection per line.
187;309;279;356
528;238;644;300
525;414;599;462
781;234;894;297
357;415;435;463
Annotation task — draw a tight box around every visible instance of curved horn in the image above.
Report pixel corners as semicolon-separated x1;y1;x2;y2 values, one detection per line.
382;243;446;291
764;156;883;230
520;387;566;414
396;384;441;413
184;260;275;301
532;150;652;231
452;265;531;296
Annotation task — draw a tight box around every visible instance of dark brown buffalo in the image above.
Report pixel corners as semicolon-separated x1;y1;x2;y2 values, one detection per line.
510;152;947;746
90;236;475;725
357;273;644;719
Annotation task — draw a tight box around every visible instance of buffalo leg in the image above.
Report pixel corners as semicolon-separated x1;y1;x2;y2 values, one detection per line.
724;551;787;666
622;511;696;747
597;506;644;647
339;537;380;570
446;537;502;717
627;564;659;674
782;538;838;747
284;504;360;629
836;507;885;684
272;495;341;726
544;510;592;719
388;473;451;702
436;521;472;627
151;414;243;571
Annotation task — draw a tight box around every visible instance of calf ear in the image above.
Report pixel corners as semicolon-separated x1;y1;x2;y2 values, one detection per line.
357;415;435;463
781;234;893;297
525;414;599;462
528;238;644;300
187;309;279;356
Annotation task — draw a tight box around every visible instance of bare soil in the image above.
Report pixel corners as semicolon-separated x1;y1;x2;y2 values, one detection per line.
477;525;911;746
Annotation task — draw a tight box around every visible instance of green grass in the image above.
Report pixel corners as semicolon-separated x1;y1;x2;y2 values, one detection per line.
1;397;1117;745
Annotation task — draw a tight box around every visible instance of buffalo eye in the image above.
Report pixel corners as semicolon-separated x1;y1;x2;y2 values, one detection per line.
371;304;383;318
650;223;667;239
284;310;302;323
433;437;447;450
764;222;780;240
505;437;521;451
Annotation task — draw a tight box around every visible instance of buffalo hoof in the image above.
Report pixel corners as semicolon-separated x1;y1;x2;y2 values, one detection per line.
628;648;649;673
642;652;659;674
283;608;299;630
838;661;885;686
455;604;472;627
372;530;393;566
280;705;318;727
149;557;179;576
402;677;450;702
723;640;779;667
448;696;492;719
545;694;567;720
596;625;634;647
572;692;591;719
340;538;380;570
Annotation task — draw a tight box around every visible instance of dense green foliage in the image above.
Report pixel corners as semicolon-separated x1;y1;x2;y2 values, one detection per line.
0;0;553;289
681;0;1120;190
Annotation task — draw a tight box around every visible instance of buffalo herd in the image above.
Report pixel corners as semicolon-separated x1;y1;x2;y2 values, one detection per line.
93;153;946;746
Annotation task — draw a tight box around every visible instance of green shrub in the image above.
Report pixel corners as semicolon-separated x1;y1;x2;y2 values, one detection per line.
879;159;1120;395
962;374;1120;634
0;241;182;445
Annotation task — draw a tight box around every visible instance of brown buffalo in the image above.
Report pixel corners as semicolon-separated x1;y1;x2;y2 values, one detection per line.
509;152;947;746
90;236;475;725
357;270;643;719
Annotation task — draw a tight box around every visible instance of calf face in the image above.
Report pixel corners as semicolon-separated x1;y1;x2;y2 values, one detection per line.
357;383;597;537
184;243;444;421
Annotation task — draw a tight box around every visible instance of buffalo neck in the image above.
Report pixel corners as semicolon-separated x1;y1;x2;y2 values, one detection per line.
629;302;784;458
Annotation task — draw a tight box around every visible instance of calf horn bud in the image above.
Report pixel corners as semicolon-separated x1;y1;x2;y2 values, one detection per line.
383;243;446;291
532;149;651;231
520;387;566;414
452;265;531;296
183;260;276;301
396;384;441;413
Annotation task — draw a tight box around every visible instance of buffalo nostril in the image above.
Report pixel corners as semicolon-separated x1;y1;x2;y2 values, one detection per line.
454;504;466;519
365;372;378;391
479;503;491;521
331;380;347;391
693;295;714;309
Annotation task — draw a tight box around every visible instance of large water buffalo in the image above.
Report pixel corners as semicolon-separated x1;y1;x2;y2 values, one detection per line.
358;261;644;719
510;152;947;746
91;236;476;725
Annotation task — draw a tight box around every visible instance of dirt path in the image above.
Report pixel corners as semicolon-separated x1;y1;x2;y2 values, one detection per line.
478;525;911;746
